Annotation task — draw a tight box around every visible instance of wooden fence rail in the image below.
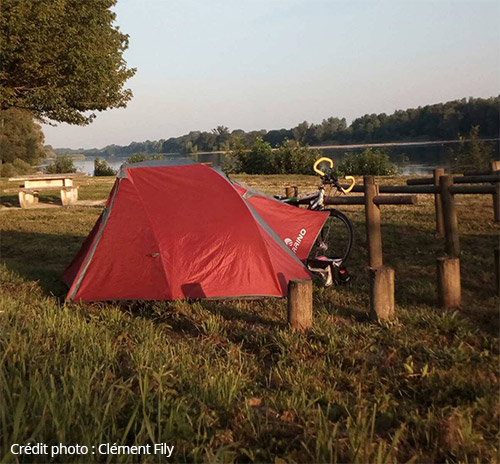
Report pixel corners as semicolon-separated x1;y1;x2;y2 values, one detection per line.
285;165;499;327
340;183;497;195
340;162;500;225
407;174;500;185
297;195;417;206
406;160;500;224
287;175;418;324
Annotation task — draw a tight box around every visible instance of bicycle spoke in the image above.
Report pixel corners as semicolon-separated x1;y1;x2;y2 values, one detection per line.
310;210;353;263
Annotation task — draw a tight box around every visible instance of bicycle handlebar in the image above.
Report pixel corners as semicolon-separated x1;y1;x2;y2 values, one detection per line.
341;176;356;194
312;157;356;194
313;157;334;176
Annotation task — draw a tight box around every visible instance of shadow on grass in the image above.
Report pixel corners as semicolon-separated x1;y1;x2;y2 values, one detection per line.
1;222;498;336
202;300;286;329
0;230;84;297
333;304;371;323
122;301;202;337
1;193;62;208
348;217;499;335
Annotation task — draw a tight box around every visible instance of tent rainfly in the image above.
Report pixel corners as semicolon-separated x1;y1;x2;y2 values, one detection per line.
63;160;329;301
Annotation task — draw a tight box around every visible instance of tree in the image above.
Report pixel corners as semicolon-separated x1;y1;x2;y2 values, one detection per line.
292;121;314;144
0;0;136;125
195;132;217;151
212;126;230;150
320;117;347;142
0;108;45;164
181;141;198;154
262;128;292;147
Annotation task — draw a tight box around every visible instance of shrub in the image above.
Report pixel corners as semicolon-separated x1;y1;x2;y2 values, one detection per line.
336;148;397;176
44;156;77;174
0;159;34;177
448;125;494;173
12;158;33;175
0;162;17;178
126;152;164;164
272;140;319;175
94;158;116;176
228;137;274;174
225;138;321;175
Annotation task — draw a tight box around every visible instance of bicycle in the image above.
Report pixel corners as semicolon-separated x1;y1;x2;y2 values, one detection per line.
275;157;356;286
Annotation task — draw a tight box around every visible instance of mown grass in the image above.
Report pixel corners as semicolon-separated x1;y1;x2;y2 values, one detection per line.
0;174;499;463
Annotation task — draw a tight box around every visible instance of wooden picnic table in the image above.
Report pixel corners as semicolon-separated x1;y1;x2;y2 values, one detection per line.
7;173;85;208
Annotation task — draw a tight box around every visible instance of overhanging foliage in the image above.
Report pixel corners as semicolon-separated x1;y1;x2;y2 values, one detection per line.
0;0;136;125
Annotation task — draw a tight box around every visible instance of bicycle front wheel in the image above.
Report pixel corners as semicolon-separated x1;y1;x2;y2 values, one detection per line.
309;209;354;263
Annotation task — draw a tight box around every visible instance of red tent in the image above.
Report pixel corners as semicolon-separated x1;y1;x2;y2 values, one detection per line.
63;160;329;301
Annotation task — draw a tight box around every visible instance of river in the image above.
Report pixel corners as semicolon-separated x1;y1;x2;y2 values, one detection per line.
70;140;499;176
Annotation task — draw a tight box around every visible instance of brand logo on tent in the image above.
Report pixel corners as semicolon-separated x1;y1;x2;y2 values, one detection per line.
284;229;306;254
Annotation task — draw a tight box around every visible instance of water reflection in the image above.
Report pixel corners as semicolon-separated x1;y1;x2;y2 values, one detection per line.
70;141;499;176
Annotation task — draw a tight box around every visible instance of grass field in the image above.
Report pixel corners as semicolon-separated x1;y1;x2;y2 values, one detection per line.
0;174;499;463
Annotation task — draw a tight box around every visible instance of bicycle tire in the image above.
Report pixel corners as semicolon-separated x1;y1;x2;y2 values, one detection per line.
308;209;354;263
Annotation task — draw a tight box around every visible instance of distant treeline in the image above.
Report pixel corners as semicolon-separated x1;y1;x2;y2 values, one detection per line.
50;96;500;157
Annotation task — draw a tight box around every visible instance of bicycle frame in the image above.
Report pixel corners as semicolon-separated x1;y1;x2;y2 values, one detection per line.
275;158;356;284
280;190;322;208
279;158;355;210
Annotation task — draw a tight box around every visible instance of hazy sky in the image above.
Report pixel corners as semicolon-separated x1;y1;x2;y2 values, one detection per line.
43;0;500;149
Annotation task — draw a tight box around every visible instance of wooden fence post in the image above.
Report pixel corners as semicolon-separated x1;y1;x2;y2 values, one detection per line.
440;175;460;257
495;247;500;296
491;161;500;223
370;267;395;321
494;183;500;224
288;279;313;330
437;257;461;308
433;168;445;235
285;186;298;198
364;175;383;267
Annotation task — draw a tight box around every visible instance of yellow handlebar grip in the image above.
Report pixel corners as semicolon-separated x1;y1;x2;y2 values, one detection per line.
341;176;356;194
313;157;334;176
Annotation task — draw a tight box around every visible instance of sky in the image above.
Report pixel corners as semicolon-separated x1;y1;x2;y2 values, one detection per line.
43;0;500;149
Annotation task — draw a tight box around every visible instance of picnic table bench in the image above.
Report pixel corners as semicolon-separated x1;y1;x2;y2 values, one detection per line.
7;173;85;208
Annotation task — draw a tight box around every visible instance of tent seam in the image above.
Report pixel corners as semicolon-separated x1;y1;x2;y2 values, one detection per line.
209;167;285;294
211;170;292;292
231;178;328;266
67;179;121;301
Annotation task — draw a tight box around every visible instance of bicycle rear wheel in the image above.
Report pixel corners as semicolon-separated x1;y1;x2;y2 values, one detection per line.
309;209;354;263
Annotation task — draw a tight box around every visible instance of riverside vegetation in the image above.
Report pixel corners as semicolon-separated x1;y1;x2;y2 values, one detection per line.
0;175;499;463
2;96;499;178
